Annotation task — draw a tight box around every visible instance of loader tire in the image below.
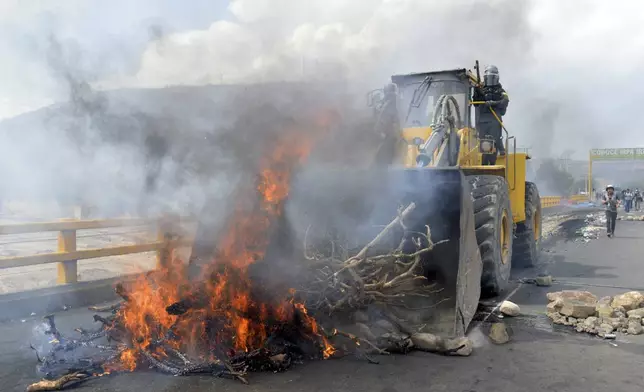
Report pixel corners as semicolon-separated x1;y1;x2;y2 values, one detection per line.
468;175;513;296
512;181;542;268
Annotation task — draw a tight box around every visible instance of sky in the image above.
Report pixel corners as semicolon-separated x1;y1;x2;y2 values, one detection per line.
0;0;230;118
1;0;644;158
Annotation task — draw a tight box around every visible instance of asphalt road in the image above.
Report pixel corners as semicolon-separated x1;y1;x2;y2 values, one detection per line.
4;210;644;392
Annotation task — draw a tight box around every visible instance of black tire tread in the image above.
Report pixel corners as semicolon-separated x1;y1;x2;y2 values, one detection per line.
467;175;513;296
512;182;542;268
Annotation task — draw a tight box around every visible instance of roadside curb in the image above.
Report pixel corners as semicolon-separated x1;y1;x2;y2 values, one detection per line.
0;274;138;322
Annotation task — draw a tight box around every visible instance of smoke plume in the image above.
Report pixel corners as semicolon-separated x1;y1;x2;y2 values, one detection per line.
1;0;644;217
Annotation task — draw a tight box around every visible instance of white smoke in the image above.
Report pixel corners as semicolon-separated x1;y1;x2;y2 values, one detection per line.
1;0;644;215
110;0;532;89
91;0;644;159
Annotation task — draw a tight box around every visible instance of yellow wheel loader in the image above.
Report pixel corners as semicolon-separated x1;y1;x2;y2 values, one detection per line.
284;62;542;337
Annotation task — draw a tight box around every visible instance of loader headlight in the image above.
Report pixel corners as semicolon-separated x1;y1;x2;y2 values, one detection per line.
412;137;424;146
481;141;493;152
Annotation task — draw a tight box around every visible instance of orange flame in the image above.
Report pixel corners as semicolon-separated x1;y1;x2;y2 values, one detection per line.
111;119;336;371
294;302;336;359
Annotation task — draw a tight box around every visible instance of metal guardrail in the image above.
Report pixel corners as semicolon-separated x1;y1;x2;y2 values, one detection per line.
541;194;591;208
0;193;590;287
0;217;193;285
541;196;562;208
569;194;590;203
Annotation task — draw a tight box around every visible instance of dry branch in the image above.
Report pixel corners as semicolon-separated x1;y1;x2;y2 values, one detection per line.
26;372;90;392
302;202;449;314
88;302;122;313
333;202;417;276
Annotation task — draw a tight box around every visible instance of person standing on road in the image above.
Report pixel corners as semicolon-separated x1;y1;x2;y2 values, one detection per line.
635;189;642;211
624;188;633;213
602;185;621;238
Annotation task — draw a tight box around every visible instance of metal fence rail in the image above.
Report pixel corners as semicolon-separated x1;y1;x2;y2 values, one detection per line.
541;194;591;209
0;194;588;288
541;196;562;208
0;217;192;284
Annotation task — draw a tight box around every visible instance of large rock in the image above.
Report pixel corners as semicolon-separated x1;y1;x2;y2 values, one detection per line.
547;311;566;325
606;317;625;329
547;291;598;304
614;306;627;318
595;296;615;318
596;304;615;319
575;316;601;334
627;322;644;335
499;301;520;317
488;323;510;344
410;333;473;356
595;302;614;319
547;298;564;313
598;323;615;336
597;296;612;306
445;337;473;357
536;275;553;287
626;308;644;318
611;291;644;311
560;300;597;318
583;317;599;328
410;333;440;351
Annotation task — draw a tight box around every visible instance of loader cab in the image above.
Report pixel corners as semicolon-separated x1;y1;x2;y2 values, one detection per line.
384;69;479;167
391;69;473;143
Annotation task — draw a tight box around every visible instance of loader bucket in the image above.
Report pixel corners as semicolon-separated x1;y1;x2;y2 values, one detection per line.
284;167;482;337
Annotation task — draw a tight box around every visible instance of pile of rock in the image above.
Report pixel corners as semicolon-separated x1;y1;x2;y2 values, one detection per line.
547;290;644;337
617;215;644;221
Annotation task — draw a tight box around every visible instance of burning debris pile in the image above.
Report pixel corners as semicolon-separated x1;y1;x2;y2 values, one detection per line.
547;290;644;338
26;113;470;391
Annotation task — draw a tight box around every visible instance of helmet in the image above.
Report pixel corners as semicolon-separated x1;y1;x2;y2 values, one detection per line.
484;65;500;86
606;184;615;191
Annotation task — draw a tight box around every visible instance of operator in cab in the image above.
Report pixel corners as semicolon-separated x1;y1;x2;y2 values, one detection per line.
473;65;509;164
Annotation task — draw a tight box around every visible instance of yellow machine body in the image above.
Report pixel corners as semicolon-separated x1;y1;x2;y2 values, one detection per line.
399;126;528;223
287;65;540;338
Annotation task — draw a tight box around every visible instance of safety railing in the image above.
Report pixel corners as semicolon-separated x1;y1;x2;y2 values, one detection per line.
540;196;562;208
569;194;590;203
0;217;193;285
541;194;591;208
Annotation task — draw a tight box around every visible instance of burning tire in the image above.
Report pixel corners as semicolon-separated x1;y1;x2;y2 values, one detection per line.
468;175;513;296
512;181;542;268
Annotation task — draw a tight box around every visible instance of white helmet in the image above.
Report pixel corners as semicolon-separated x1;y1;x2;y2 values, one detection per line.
606;184;615;191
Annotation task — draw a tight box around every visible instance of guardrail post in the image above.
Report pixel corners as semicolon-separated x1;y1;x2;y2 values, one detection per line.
57;223;78;284
156;217;173;269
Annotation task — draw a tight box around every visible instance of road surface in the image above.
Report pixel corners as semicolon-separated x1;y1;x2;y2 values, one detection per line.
3;210;644;392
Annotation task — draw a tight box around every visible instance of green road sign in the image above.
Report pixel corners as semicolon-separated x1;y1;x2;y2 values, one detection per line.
590;148;644;160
